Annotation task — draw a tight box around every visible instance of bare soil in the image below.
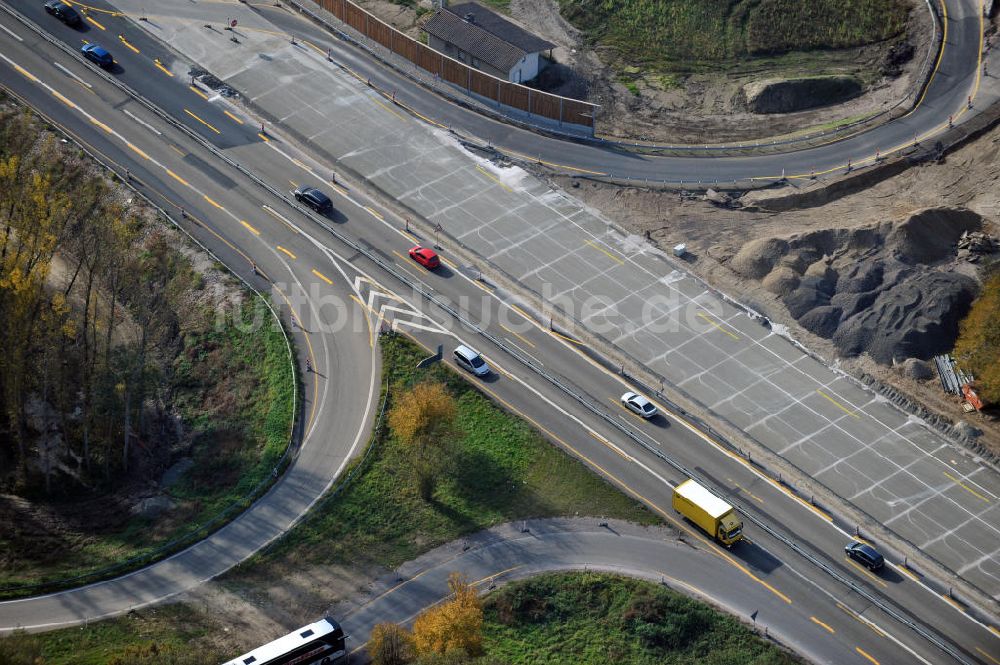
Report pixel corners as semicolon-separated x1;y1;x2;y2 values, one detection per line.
553;121;1000;454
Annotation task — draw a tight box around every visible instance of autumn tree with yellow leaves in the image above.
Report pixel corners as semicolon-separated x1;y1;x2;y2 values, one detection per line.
953;267;1000;405
0;107;189;494
387;382;458;499
412;573;484;657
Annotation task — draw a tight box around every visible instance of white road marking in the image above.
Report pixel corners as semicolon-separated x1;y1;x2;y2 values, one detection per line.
52;61;91;88
122;108;162;136
0;22;23;42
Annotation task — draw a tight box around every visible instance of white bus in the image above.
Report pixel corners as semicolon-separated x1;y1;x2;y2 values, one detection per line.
221;617;346;665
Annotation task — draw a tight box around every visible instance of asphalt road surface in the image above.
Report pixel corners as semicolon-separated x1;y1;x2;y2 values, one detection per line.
0;2;998;664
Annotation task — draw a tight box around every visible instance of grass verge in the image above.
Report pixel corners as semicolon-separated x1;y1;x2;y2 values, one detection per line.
238;332;656;574
483;572;802;664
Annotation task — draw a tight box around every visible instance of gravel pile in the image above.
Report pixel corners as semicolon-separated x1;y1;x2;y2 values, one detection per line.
731;207;983;363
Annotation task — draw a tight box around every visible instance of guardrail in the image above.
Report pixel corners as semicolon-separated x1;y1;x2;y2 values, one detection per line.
0;5;980;661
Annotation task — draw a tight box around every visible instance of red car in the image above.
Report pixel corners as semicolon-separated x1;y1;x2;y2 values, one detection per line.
408;246;440;269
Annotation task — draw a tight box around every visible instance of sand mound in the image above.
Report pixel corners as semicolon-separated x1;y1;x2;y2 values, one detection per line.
731;207;984;364
731;238;789;279
762;265;800;296
888;208;981;265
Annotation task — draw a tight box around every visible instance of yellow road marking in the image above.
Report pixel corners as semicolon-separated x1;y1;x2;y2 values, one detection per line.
169;144;185;156
364;206;384;221
475;164;512;192
989;625;1000;639
392;249;411;264
203;195;223;209
696;311;739;340
500;147;607;175
153;59;173;77
730;480;763;503
277;245;297;260
126;142;149;160
943;472;990;502
291;157;314;173
845;558;887;588
288;180;298;188
117;34;139;54
331;183;349;197
809;616;835;634
258;132;270;142
165;169;189;187
240;220;260;236
836;603;886;638
223;110;244;125
63;0;121;15
940;593;963;611
816;389;860;419
373;97;406;121
550;327;586;346
856;647;880;665
89;117;112;133
312;269;333;285
184;108;221;134
977;647;1000;665
584;238;625;265
895;564;918;582
86;15;106;30
499;323;535;348
188;85;208;100
51;90;76;109
587;430;631;460
13;64;38;82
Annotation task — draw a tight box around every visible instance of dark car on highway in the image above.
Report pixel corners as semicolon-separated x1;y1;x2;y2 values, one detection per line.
845;541;884;571
45;0;82;26
81;43;114;69
294;186;333;214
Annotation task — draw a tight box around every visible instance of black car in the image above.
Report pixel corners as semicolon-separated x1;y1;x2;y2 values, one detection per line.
294;186;333;214
845;541;885;571
44;0;82;26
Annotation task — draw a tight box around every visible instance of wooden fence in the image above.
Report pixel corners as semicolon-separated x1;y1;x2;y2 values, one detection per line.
313;0;597;130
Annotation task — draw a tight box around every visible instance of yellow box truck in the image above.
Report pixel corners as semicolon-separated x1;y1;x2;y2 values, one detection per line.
672;479;743;547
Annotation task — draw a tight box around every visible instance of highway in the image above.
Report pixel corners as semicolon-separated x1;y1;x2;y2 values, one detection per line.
0;1;997;664
54;0;1000;607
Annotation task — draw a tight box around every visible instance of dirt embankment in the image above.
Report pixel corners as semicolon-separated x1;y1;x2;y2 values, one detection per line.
555;121;1000;452
351;0;931;143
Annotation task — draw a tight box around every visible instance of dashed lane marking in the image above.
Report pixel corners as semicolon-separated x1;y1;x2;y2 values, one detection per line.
816;389;861;419
184;108;221;134
855;647;880;665
809;616;835;634
943;472;990;502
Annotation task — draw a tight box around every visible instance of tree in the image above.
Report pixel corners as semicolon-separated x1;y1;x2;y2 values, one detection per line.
387;382;457;499
412;573;483;657
953;269;1000;404
369;622;415;665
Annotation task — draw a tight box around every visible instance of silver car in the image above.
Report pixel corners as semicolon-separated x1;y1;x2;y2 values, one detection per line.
454;345;490;377
621;391;657;418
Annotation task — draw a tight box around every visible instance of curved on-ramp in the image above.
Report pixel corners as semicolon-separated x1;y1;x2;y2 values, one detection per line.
337;518;921;665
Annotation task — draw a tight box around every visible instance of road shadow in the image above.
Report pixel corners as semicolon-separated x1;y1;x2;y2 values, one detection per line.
727;537;783;575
